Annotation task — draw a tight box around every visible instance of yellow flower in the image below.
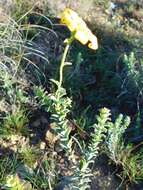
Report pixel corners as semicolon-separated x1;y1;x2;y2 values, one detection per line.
61;8;98;50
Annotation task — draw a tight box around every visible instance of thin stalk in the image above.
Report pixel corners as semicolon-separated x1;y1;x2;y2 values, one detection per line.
58;42;70;89
48;179;52;190
57;33;75;92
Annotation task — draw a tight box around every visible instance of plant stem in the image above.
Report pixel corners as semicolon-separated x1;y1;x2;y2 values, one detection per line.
48;179;52;190
58;42;70;89
57;33;75;92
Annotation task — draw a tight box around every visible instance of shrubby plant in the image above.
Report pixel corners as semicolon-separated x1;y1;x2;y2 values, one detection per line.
36;8;98;154
35;7;143;189
71;108;111;190
0;18;29;136
5;174;29;190
106;114;130;164
1;3;143;190
105;113;143;184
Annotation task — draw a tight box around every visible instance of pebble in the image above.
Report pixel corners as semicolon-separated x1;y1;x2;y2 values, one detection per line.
40;141;46;150
60;158;65;164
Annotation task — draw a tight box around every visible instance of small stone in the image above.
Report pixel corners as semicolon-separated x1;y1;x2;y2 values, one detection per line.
45;130;58;144
52;151;58;156
60;158;64;164
40;142;46;150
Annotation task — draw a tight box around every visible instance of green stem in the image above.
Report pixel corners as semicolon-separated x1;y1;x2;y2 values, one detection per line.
58;42;70;89
57;33;75;92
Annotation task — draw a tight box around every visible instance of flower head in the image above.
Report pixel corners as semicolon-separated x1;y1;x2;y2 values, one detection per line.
61;8;98;50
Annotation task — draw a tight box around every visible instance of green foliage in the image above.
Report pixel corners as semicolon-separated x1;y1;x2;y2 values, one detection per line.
71;108;111;190
122;51;143;119
19;146;40;168
74;106;93;131
35;89;112;190
1;1;143;189
35;83;119;190
88;108;111;161
5;174;26;190
0;154;19;185
0;73;29;111
35;85;72;152
0;15;30;133
106;114;130;164
120;145;143;183
3;108;29;135
124;52;137;75
124;52;143;97
26;158;57;190
105;113;143;183
124;52;140;91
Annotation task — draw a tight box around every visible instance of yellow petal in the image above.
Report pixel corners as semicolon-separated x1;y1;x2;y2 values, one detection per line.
61;8;78;32
61;8;87;32
75;30;89;45
88;34;98;50
61;8;98;50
